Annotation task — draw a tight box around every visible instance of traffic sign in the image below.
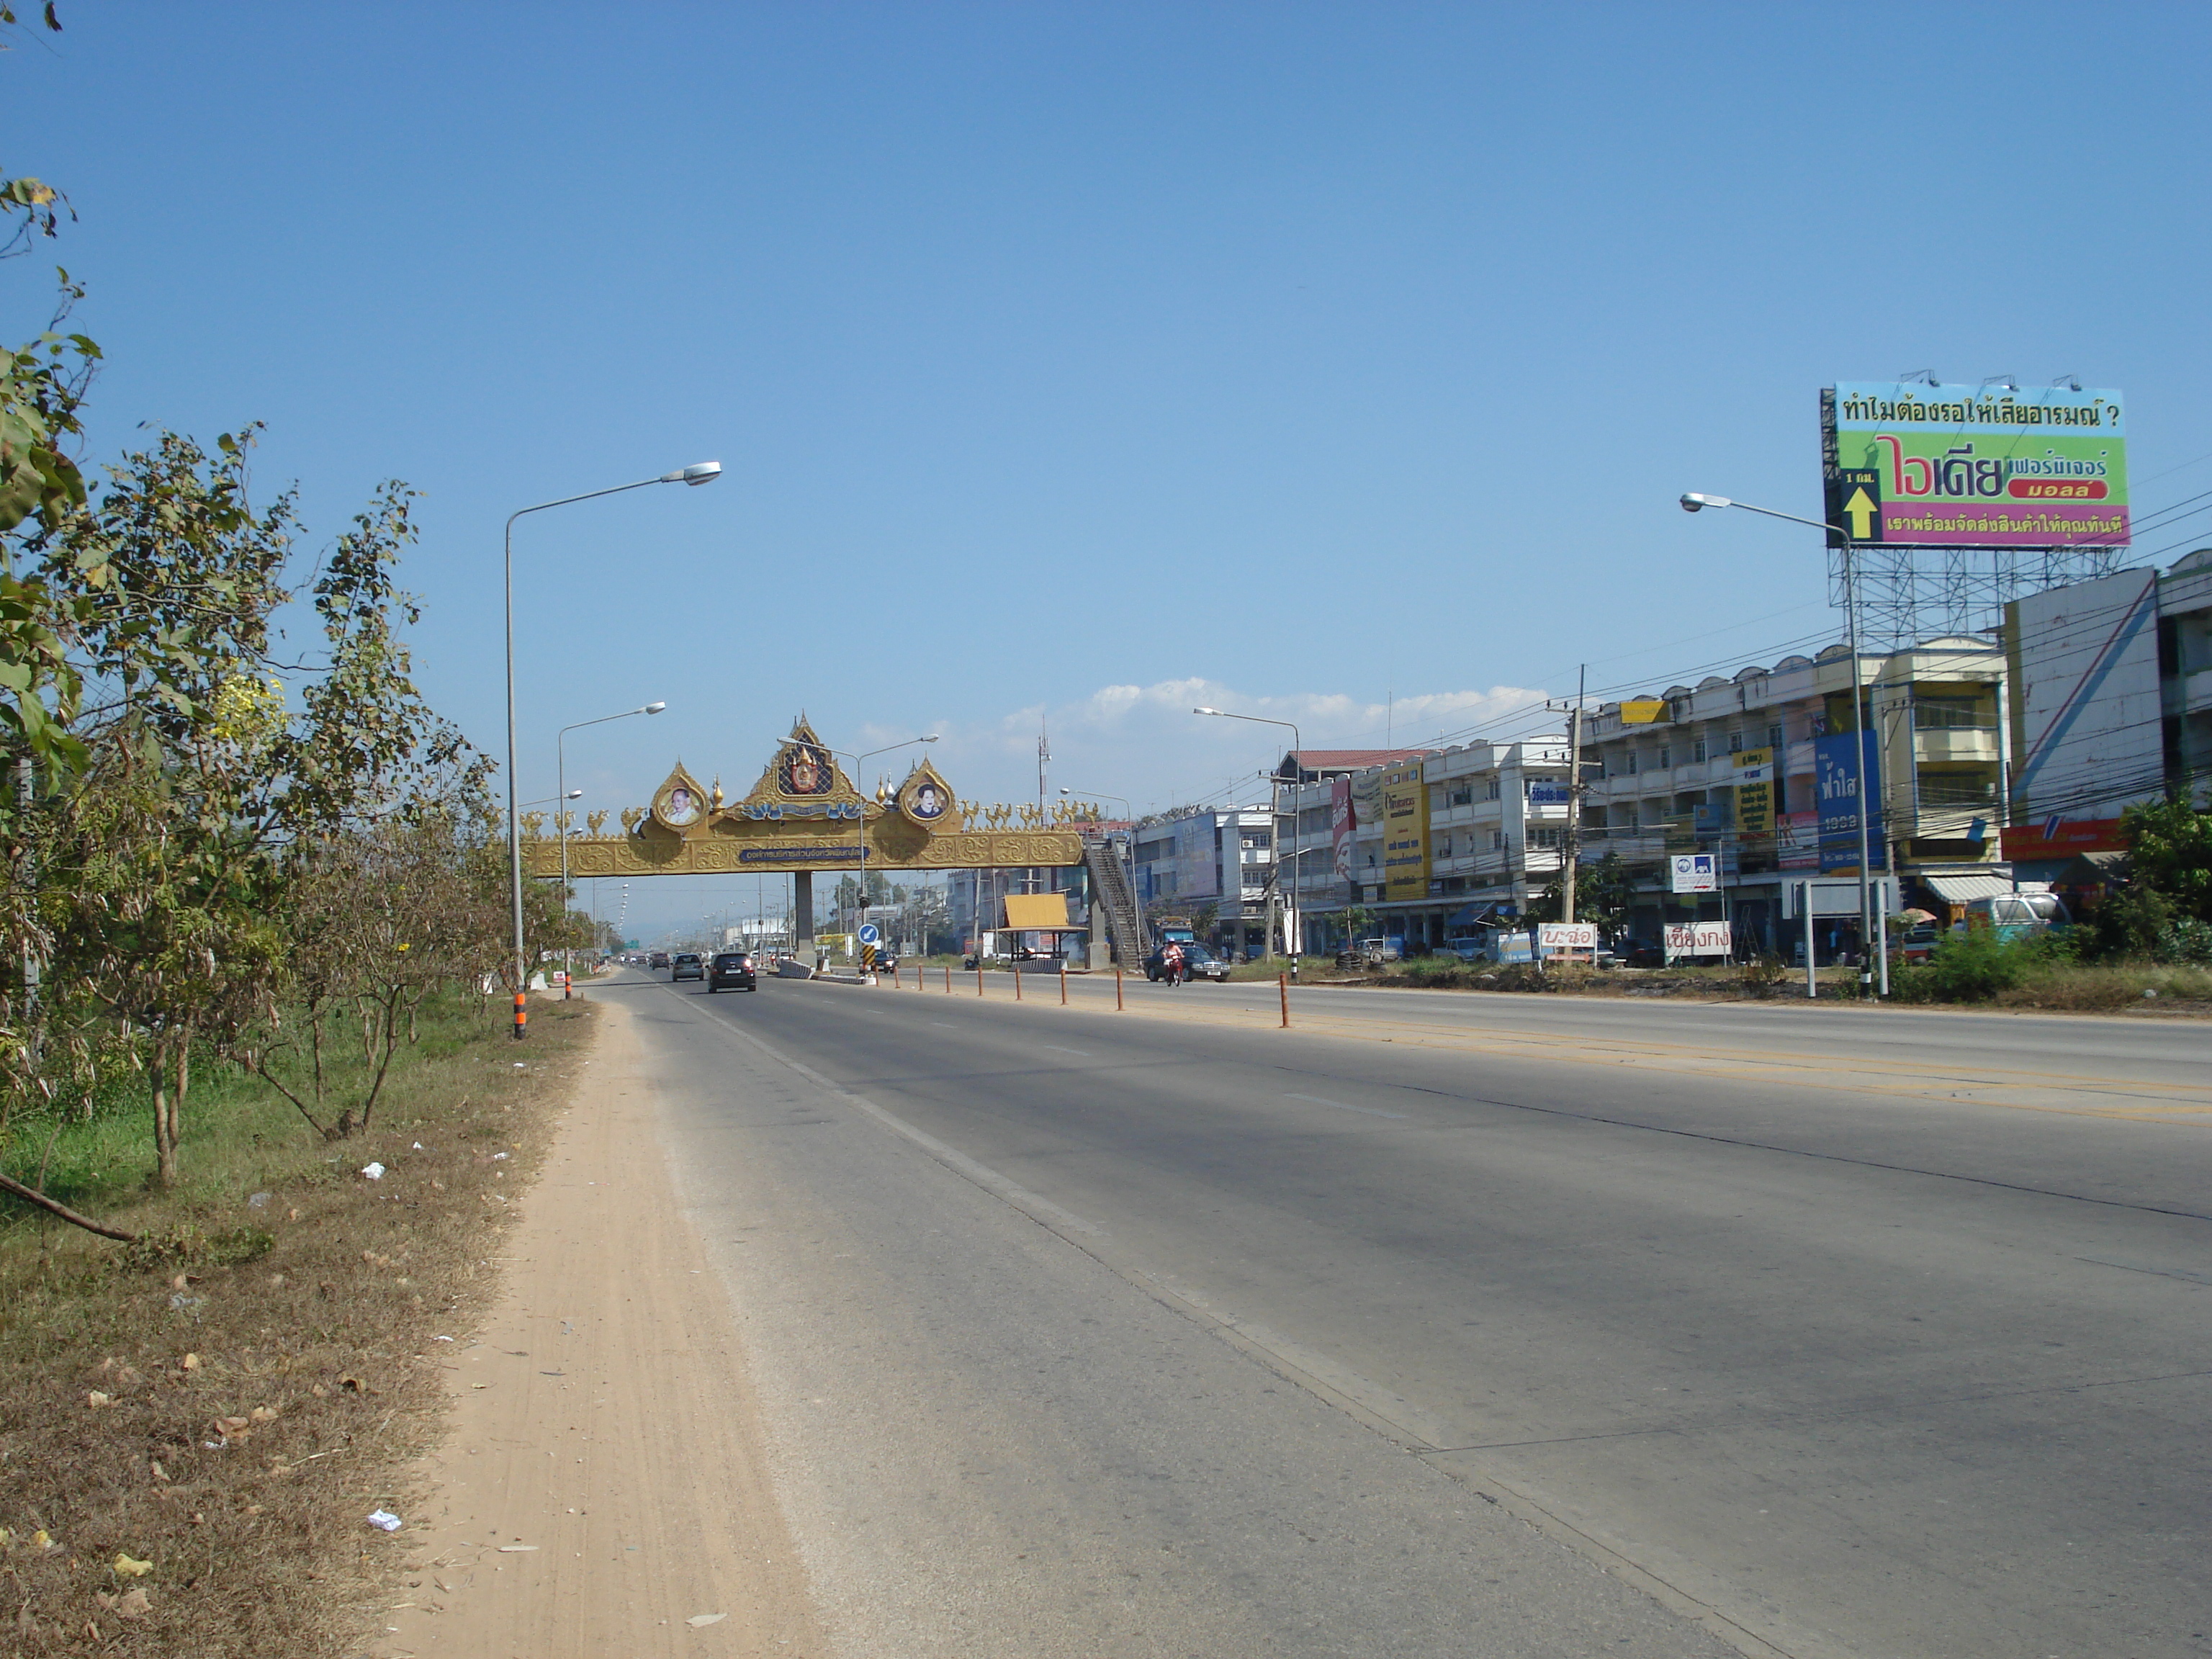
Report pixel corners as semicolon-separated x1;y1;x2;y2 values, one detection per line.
858;922;880;945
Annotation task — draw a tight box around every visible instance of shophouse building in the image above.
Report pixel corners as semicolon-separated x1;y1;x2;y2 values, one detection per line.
1129;806;1277;957
1277;737;1572;956
1577;636;2008;956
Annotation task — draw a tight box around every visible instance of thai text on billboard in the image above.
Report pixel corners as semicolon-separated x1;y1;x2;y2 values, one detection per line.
1815;731;1884;873
1380;761;1429;903
1822;382;2128;548
1663;921;1732;960
1734;747;1774;836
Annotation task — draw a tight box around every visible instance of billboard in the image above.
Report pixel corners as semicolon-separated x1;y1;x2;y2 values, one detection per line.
2005;569;2164;824
1380;761;1429;903
1663;920;1732;960
1777;811;1820;870
1669;853;1719;893
1816;730;1885;873
1734;747;1774;836
1822;382;2128;548
1537;922;1598;953
1330;776;1354;884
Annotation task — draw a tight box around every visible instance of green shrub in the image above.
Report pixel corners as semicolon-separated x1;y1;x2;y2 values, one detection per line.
1899;929;2035;1002
2159;915;2212;965
2082;883;2172;961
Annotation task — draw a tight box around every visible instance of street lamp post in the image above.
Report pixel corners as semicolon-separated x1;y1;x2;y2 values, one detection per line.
1193;708;1303;958
504;460;719;1038
1680;492;1878;996
557;701;666;996
827;735;938;976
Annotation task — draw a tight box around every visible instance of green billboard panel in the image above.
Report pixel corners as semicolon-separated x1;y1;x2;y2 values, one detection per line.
1820;382;2127;549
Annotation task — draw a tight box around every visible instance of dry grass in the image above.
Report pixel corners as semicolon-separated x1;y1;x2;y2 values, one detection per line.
1303;956;2212;1014
0;993;595;1657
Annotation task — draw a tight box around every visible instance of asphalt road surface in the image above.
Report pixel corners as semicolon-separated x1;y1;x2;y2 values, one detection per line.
596;966;2212;1658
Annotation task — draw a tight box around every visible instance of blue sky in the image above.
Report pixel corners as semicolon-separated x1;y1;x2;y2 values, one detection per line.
10;2;2211;937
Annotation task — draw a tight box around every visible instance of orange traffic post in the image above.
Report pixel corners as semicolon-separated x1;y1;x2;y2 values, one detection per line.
945;965;952;993
1014;966;1023;1001
976;963;984;997
513;992;528;1039
1059;964;1068;1005
1115;966;1124;1010
1279;972;1290;1029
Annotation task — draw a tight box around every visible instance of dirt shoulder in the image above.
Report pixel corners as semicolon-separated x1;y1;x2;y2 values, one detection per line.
380;991;823;1658
0;996;594;1657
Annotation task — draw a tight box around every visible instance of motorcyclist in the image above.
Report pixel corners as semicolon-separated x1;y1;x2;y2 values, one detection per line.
1162;940;1187;988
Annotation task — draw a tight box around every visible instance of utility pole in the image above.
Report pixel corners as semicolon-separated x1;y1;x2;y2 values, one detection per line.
1033;719;1050;896
1560;664;1585;925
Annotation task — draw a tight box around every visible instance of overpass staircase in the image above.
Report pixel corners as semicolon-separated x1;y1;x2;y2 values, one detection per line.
1082;834;1146;967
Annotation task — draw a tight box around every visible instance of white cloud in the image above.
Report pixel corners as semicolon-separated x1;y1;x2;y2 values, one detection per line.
858;675;1554;816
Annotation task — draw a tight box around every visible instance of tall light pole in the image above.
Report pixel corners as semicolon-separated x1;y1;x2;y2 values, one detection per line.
505;461;719;1038
1680;493;1878;996
557;701;666;997
1194;707;1303;957
827;735;938;971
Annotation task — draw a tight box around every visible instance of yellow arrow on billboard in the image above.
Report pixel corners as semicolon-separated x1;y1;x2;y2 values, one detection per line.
1843;486;1878;540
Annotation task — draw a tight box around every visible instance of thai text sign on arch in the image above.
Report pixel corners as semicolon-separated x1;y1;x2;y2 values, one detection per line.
1380;760;1429;903
1822;382;2128;548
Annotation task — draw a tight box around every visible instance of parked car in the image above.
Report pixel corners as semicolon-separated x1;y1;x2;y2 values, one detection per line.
707;950;756;992
1964;890;2071;941
1144;941;1230;982
670;951;704;982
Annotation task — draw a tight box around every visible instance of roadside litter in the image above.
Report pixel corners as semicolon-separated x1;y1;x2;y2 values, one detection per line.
365;1510;403;1533
360;1162;385;1181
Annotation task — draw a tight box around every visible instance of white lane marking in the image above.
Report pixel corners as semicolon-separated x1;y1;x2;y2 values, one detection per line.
930;1022;956;1028
1040;1044;1092;1058
1285;1092;1408;1120
709;1021;1107;1238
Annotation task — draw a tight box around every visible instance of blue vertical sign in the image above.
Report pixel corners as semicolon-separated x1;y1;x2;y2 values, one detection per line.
1815;731;1884;873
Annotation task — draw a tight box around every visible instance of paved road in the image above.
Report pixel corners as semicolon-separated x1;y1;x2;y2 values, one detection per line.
600;967;2212;1658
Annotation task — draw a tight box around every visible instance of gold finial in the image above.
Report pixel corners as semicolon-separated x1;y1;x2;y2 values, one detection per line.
711;776;724;809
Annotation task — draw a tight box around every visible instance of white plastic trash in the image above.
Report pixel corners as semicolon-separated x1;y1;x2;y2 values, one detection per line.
360;1163;385;1181
366;1509;403;1532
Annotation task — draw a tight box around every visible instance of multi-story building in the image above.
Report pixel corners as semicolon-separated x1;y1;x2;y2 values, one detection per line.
1130;806;1275;956
1277;737;1572;956
2162;548;2212;800
1578;635;2008;953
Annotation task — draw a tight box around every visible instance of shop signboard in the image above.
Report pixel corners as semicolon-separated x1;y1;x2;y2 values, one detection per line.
1777;810;1820;870
1538;922;1599;956
1668;852;1719;893
1997;817;2126;860
1735;747;1774;836
1381;760;1429;903
1663;920;1732;960
1822;382;2129;548
1816;731;1884;873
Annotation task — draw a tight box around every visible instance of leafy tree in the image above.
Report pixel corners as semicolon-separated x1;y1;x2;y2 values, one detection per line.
1527;852;1633;942
2118;796;2212;924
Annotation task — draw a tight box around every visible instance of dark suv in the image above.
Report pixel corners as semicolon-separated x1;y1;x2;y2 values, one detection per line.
708;950;756;992
1144;941;1229;982
670;951;704;982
